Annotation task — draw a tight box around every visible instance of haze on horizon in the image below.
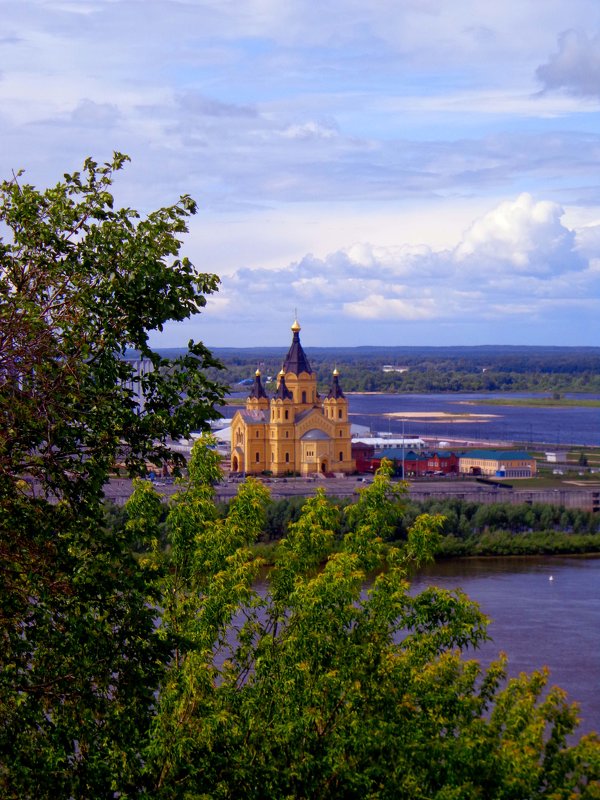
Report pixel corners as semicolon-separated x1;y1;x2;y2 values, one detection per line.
1;1;600;349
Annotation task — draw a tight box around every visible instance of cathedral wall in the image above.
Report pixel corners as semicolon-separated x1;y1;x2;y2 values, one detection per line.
244;425;267;474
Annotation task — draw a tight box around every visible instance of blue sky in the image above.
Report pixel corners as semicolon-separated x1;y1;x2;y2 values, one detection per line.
1;0;600;348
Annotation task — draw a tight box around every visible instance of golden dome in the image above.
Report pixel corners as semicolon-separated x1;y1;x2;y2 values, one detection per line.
291;318;301;333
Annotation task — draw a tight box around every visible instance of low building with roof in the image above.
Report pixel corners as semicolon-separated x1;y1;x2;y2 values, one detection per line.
459;450;536;479
355;448;460;477
352;436;426;451
230;321;355;477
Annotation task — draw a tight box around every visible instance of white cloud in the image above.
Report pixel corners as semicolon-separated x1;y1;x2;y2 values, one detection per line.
454;193;582;273
574;223;600;256
280;120;339;139
207;194;599;338
344;295;439;320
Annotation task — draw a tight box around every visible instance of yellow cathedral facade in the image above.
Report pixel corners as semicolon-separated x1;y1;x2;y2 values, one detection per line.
230;321;355;477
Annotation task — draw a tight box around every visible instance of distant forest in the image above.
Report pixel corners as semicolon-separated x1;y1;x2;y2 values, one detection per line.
155;345;600;394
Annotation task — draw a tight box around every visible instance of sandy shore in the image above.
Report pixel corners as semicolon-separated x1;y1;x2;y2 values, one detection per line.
383;411;499;423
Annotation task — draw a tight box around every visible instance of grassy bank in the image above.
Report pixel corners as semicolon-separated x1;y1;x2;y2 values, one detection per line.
252;531;600;566
435;530;600;558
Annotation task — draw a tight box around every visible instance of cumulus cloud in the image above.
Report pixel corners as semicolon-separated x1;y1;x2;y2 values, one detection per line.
212;194;599;337
537;29;600;96
574;222;600;256
454;193;583;274
70;99;120;126
176;92;257;119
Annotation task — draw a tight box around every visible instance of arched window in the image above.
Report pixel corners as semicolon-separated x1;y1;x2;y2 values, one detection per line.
339;451;343;462
301;391;306;403
256;452;260;462
338;409;343;419
285;409;289;420
285;452;290;463
256;430;260;437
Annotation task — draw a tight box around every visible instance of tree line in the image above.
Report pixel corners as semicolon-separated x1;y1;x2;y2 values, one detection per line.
107;491;600;560
194;348;600;394
237;493;600;561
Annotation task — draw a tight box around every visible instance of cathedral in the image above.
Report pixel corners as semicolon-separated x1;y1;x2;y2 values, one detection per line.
230;320;355;477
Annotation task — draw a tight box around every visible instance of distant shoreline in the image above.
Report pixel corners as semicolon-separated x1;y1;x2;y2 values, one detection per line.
470;398;600;409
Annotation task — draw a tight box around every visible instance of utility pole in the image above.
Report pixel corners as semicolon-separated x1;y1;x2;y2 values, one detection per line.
402;418;406;480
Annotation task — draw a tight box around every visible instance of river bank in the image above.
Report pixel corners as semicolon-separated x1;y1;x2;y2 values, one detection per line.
104;472;600;513
473;397;600;408
251;533;600;566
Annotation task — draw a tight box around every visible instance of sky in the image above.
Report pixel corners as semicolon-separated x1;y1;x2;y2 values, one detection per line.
1;0;600;349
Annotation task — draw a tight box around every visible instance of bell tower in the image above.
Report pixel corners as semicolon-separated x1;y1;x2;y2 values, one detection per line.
323;367;353;472
246;369;269;412
269;369;295;474
281;319;317;411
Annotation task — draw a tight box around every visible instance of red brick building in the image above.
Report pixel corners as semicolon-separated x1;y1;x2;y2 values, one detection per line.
351;446;459;477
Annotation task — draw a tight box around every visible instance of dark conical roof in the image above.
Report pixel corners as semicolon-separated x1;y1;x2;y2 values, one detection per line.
282;319;312;375
275;370;293;400
327;368;345;399
248;369;268;400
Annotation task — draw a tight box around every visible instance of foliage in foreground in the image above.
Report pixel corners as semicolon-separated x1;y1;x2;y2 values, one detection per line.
0;152;223;509
0;155;222;798
128;451;599;800
4;444;600;797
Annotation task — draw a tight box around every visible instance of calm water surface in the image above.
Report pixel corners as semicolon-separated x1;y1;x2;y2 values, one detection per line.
348;392;600;447
224;391;599;446
411;556;600;735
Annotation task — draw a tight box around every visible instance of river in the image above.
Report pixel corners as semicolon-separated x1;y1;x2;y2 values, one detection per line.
347;392;600;447
224;390;600;446
410;555;600;735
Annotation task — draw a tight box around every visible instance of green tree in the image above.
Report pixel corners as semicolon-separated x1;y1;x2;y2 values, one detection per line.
139;455;600;799
0;156;224;797
0;153;223;503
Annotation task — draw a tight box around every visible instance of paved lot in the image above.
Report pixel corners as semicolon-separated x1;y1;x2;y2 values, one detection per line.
103;473;599;512
103;474;371;504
